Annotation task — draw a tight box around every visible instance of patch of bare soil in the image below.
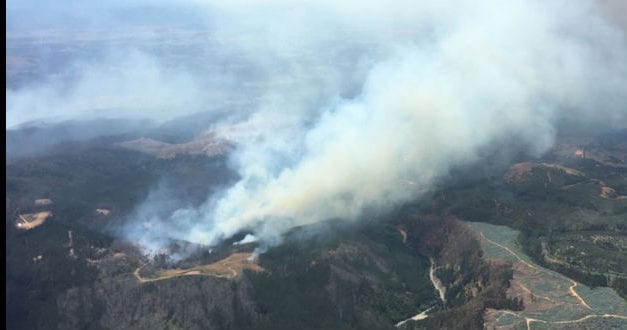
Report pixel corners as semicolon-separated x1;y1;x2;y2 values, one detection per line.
134;252;263;283
503;162;584;183
597;182;627;199
34;199;53;206
16;211;52;230
95;209;110;216
503;163;535;183
506;262;564;313
539;163;584;177
117;134;232;159
600;185;617;199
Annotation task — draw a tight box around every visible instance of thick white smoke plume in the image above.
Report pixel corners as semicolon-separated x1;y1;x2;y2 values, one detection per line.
116;0;626;252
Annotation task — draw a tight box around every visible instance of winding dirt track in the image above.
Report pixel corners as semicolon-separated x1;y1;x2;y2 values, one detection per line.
428;258;446;304
477;232;626;329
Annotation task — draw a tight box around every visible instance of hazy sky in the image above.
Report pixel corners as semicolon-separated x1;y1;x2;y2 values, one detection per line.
6;0;626;127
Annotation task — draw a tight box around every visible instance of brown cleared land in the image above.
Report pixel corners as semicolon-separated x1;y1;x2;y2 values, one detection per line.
504;162;584;183
117;135;232;159
16;211;52;230
472;223;627;330
503;162;627;200
598;181;627;199
503;163;535;183
134;252;263;283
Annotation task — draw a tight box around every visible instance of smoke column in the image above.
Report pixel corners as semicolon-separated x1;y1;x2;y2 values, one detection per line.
121;0;627;253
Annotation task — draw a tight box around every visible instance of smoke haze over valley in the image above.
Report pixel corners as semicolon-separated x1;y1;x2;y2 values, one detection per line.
7;0;627;254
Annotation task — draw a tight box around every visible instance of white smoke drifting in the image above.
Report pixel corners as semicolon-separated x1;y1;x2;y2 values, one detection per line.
6;50;237;128
76;0;627;252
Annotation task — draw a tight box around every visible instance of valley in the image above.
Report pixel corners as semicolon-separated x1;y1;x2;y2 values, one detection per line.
5;123;626;329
